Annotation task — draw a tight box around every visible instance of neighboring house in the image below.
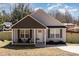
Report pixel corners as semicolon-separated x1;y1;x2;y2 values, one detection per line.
2;22;12;31
67;26;79;32
63;23;76;28
11;9;66;47
63;23;77;31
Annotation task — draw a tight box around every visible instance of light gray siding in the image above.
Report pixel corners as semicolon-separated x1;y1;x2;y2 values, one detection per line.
62;28;66;42
46;28;66;42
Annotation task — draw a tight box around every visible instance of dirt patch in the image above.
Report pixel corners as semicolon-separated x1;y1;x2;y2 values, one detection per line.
0;41;79;56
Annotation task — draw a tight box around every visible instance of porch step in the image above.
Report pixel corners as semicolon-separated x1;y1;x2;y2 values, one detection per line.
35;43;45;47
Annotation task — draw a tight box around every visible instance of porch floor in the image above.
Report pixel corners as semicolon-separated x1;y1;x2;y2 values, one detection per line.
12;43;35;45
12;42;46;47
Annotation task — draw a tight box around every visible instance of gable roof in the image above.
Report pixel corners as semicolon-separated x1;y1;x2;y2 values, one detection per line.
12;15;46;28
31;9;64;26
12;9;66;29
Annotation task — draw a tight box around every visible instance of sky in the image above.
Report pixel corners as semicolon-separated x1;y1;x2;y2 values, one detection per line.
32;3;79;18
0;3;79;18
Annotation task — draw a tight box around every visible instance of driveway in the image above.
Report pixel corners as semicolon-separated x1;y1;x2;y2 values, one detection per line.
58;44;79;54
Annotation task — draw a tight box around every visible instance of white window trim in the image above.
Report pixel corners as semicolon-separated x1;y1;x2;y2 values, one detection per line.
19;29;30;39
49;28;61;39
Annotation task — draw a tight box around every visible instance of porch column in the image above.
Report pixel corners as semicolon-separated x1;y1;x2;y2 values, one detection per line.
34;29;36;44
44;29;46;46
12;29;14;44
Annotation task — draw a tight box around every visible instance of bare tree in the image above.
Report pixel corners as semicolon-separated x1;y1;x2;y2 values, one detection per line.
10;3;32;24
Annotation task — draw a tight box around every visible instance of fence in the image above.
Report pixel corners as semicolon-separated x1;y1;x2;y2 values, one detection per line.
0;31;12;41
67;32;79;43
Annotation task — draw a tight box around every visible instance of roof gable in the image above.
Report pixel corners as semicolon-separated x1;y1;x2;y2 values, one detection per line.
12;15;46;28
31;9;64;26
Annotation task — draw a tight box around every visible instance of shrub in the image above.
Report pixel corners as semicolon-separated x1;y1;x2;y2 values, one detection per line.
46;40;66;45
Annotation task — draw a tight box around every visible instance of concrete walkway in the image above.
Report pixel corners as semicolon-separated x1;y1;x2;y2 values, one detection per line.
58;45;79;54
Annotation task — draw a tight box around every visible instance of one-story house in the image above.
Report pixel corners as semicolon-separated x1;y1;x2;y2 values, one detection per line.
11;9;66;47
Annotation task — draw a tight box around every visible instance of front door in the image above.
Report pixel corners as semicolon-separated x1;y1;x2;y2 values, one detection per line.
36;29;44;43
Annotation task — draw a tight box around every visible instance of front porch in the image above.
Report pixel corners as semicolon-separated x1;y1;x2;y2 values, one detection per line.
12;29;46;47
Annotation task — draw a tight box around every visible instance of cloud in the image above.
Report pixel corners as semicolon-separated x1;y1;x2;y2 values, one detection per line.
68;9;78;15
34;7;43;11
58;8;78;15
47;3;52;6
69;9;78;12
63;5;78;13
58;9;66;14
34;8;40;11
64;5;72;9
34;7;48;13
47;3;50;6
48;4;62;10
47;3;78;16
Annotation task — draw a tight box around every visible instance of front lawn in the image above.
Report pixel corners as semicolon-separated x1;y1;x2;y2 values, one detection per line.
0;40;78;56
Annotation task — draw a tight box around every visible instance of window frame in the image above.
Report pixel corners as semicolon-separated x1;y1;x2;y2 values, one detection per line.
48;28;62;38
20;29;24;38
19;29;30;39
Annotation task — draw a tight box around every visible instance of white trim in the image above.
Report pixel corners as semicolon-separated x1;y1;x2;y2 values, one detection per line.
29;15;47;28
44;29;46;46
19;29;31;42
11;16;28;28
49;28;62;39
20;29;30;30
11;15;47;28
12;28;47;45
12;29;18;43
34;29;36;44
12;29;13;44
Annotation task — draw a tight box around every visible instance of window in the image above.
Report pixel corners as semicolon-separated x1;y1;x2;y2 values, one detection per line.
25;30;30;38
55;29;60;38
20;30;24;38
56;34;60;38
48;28;62;38
50;34;54;38
19;29;30;38
50;29;54;38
